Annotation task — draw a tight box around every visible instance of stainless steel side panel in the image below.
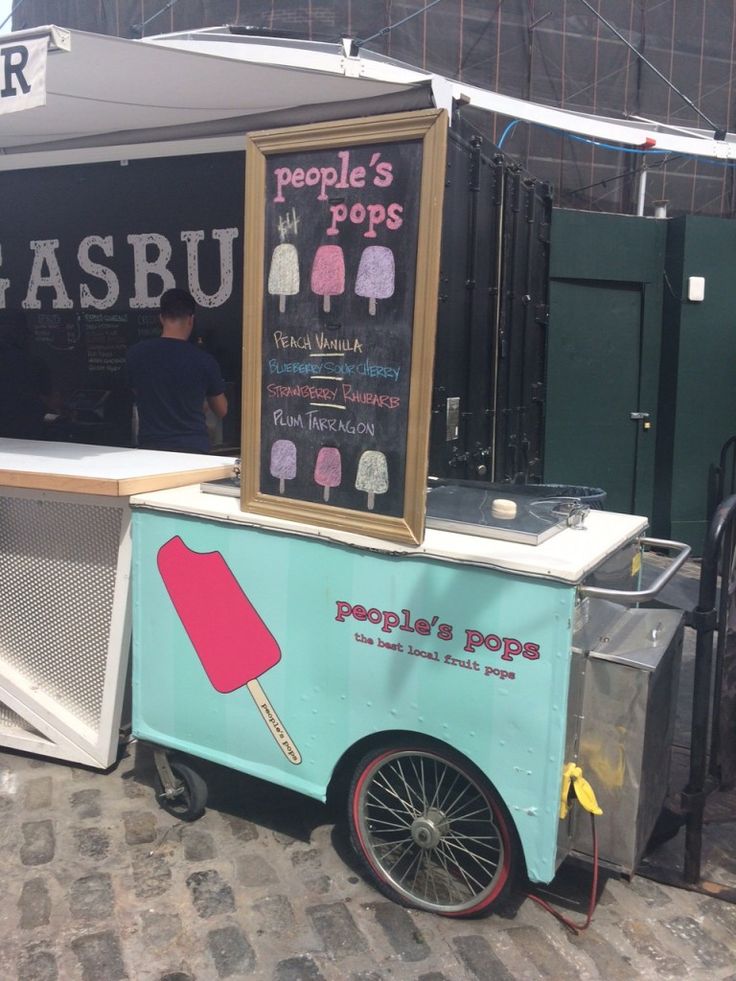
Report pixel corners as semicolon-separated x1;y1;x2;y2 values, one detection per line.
570;608;684;874
557;597;633;869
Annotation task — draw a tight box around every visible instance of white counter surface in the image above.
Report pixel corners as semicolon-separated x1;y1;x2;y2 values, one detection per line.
131;483;649;585
0;439;236;497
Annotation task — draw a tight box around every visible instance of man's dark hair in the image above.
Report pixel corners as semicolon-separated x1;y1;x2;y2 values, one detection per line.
160;288;196;320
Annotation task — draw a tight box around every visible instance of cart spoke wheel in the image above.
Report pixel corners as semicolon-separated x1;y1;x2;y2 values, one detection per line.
349;746;516;916
153;760;207;822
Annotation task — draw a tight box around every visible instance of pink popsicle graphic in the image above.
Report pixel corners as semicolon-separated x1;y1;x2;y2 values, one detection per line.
270;439;296;493
355;246;395;316
157;536;301;765
311;245;345;312
314;446;341;502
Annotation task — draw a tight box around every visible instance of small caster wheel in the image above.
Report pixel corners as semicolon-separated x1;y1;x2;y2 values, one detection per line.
154;759;207;822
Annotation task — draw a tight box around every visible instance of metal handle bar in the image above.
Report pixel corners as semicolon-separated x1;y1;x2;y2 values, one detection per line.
578;537;691;605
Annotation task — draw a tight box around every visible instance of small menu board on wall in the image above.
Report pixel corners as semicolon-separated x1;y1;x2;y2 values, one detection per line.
242;109;447;545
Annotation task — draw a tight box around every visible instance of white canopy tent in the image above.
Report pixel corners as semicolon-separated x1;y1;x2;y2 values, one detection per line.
1;23;736;171
150;25;736;161
0;25;430;168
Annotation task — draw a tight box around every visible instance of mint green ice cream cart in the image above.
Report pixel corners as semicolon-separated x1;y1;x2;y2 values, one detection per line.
130;481;689;917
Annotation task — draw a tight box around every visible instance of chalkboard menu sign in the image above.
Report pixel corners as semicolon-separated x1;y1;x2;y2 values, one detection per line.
242;110;447;545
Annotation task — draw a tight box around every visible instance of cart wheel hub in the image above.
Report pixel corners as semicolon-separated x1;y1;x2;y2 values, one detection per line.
411;808;448;849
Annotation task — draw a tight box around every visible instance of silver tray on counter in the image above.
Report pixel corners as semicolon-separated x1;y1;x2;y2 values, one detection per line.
201;476;240;497
425;483;586;546
201;477;588;546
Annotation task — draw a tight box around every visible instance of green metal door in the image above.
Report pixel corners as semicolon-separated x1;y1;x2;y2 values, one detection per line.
545;280;646;514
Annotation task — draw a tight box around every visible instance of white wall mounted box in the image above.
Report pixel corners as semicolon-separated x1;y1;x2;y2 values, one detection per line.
688;276;705;302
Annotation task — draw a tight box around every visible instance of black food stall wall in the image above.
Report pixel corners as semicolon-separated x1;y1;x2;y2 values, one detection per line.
0;152;245;448
0;124;549;471
429;117;552;484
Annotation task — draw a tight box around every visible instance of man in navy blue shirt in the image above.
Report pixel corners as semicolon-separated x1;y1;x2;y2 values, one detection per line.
126;289;227;453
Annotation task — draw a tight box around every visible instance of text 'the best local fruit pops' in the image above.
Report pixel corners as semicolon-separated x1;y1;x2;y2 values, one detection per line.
157;536;301;765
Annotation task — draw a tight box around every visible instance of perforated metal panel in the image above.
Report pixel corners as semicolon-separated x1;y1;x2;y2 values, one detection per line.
0;700;47;739
0;495;122;730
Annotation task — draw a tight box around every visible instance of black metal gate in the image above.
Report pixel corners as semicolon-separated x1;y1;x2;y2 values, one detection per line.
642;493;736;901
429;113;552;485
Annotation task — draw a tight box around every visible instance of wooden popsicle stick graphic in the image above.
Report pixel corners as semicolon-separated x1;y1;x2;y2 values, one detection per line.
247;680;301;764
157;536;301;765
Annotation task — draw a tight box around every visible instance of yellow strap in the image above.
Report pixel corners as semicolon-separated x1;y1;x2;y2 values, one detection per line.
560;762;576;819
572;774;603;815
560;762;603;818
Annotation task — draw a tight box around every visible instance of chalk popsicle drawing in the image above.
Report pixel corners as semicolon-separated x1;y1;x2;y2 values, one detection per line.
270;439;297;494
314;446;342;502
267;243;300;313
157;536;301;765
355;450;389;510
310;244;345;312
355;246;395;316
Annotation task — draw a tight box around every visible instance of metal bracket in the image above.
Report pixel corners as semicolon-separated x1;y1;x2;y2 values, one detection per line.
153;749;184;801
679;787;708;813
689;607;718;631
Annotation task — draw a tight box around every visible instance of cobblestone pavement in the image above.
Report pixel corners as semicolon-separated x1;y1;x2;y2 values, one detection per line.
1;624;735;979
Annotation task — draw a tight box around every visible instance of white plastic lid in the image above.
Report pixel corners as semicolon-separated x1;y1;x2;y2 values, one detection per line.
491;498;517;520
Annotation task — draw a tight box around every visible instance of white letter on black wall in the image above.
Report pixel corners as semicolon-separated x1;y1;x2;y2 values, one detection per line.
127;233;175;308
181;228;239;308
23;239;73;309
79;235;120;310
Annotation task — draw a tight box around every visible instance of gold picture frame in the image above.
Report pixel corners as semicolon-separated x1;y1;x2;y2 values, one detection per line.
242;108;447;546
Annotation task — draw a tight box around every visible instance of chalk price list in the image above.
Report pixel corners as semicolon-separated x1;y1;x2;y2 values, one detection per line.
260;143;421;516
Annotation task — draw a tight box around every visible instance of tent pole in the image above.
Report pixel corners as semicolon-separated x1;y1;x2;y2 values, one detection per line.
636;161;647;216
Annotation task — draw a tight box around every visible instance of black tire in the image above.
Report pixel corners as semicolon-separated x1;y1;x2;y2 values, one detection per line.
348;743;519;917
154;760;207;822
